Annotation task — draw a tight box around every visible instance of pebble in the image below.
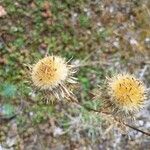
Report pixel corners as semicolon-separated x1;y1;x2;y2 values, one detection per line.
113;41;120;48
29;112;34;116
145;122;150;128
6;137;16;147
145;38;150;42
138;120;144;126
53;127;63;137
130;38;138;45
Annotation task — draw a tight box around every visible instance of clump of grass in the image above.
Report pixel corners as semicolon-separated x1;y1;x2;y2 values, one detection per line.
79;14;91;28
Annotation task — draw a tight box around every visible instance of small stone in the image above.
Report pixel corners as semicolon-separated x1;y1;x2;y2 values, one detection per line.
83;8;88;12
53;127;63;137
6;137;16;147
138;120;144;126
145;38;150;42
29;112;34;116
145;122;150;128
113;41;120;48
73;13;78;17
109;6;114;13
130;38;138;45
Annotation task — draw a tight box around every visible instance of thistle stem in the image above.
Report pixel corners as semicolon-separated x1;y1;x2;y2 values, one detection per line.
71;97;150;137
122;122;150;136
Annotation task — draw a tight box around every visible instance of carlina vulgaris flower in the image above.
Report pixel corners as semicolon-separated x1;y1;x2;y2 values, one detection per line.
107;73;147;116
31;55;78;101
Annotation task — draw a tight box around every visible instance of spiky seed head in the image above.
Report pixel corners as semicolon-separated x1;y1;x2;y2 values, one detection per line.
31;56;68;89
31;55;77;100
108;73;146;113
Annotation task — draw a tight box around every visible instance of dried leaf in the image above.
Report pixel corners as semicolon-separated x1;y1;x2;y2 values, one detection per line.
0;5;7;17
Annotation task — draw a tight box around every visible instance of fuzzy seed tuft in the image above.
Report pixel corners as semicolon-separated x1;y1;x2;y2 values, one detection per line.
108;73;146;114
32;56;68;89
31;55;77;100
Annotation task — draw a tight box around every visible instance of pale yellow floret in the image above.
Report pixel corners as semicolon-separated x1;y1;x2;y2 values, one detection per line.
31;56;68;90
108;74;146;112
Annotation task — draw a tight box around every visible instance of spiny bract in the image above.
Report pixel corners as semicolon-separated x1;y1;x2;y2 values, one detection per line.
108;73;146;114
31;55;77;100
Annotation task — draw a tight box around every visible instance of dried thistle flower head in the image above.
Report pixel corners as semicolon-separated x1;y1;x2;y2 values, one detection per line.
31;55;77;100
108;73;146;114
